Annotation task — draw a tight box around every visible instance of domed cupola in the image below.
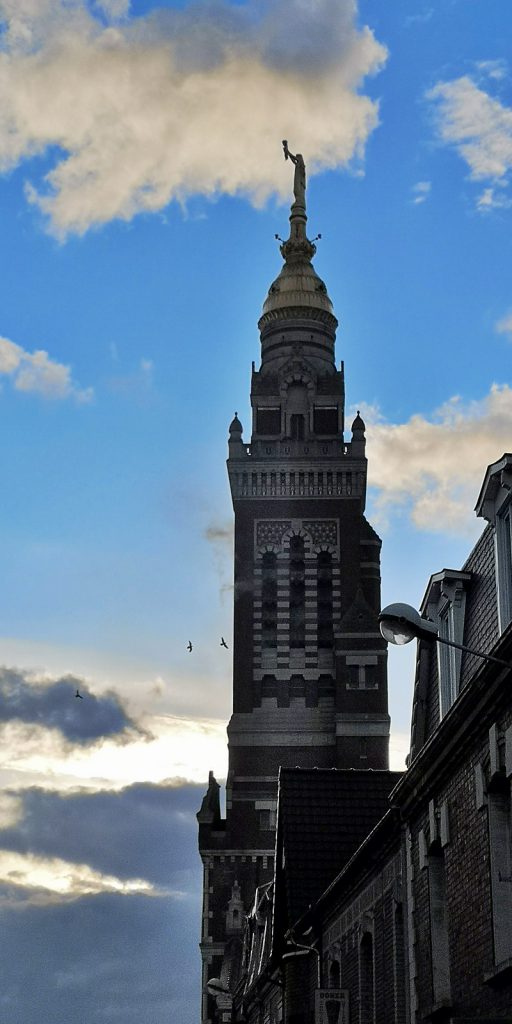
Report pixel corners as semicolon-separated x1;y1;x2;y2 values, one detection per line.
260;241;335;323
229;412;243;436
258;142;338;374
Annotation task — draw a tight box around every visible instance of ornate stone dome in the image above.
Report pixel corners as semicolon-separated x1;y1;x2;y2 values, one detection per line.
258;161;337;331
260;256;335;322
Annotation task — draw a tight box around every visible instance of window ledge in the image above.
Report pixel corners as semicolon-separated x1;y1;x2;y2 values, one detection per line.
483;956;512;987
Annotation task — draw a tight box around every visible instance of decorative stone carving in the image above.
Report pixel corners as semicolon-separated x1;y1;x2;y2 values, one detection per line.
256;520;292;551
304;520;338;549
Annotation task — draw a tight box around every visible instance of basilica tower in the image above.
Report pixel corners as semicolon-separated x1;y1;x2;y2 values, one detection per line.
197;147;389;1023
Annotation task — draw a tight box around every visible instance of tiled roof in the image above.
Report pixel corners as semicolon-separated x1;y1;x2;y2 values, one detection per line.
277;767;403;927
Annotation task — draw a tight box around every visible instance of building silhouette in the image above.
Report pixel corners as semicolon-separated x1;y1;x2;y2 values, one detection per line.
197;155;391;1022
197;156;512;1024
232;454;512;1024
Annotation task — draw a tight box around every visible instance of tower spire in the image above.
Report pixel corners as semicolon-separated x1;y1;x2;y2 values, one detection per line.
259;141;335;338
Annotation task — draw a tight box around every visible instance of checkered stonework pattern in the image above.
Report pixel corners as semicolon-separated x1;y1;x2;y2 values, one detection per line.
253;520;340;680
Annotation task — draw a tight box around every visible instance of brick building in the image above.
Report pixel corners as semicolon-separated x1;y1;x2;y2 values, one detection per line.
197;140;512;1023
197;153;392;1022
390;452;512;1022
234;453;512;1024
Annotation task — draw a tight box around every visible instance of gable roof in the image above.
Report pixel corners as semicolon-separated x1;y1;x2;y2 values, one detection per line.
275;767;403;929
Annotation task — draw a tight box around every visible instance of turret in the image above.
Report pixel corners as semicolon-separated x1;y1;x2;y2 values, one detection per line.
351;410;366;458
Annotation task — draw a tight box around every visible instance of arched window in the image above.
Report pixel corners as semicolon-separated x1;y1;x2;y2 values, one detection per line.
359;932;374;1024
394;904;406;1024
289;536;305;648
287;383;308;441
317;551;333;648
329;959;340;989
261;552;277;648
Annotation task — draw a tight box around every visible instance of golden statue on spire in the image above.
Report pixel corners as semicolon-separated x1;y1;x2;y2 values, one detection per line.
282;140;306;207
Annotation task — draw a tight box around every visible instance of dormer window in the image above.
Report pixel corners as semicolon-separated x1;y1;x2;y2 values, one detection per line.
422;569;471;719
475;453;512;633
496;498;512;629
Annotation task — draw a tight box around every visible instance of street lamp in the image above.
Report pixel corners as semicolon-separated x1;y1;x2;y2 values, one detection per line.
379;602;512;669
206;977;232;1024
206;978;231;998
282;941;321;988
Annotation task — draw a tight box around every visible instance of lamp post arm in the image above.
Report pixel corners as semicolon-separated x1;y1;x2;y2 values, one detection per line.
282;942;321;987
435;633;512;670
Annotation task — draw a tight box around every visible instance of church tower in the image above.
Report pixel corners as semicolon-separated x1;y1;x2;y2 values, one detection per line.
197;146;389;1022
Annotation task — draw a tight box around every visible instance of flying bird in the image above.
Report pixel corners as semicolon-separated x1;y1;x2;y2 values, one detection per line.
187;641;193;652
75;689;83;699
220;637;228;649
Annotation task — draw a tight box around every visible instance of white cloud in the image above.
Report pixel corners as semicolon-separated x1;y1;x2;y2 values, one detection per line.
359;383;512;534
495;310;512;340
411;180;431;204
476;185;512;211
427;75;512;207
95;0;130;20
0;0;387;236
0;336;23;373
0;849;156;903
0;713;228;791
476;59;508;82
0;335;92;401
0;791;23;828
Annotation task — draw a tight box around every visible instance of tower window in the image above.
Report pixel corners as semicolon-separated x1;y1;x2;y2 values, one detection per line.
289;536;305;648
257;407;281;435
258;808;277;831
290;414;305;440
314;406;338;435
317;551;333;649
261;553;277;649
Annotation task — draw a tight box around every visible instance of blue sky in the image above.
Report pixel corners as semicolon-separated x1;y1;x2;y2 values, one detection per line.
0;0;511;1020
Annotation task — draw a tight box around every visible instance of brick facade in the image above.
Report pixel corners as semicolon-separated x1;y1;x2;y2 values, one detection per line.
232;454;512;1024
